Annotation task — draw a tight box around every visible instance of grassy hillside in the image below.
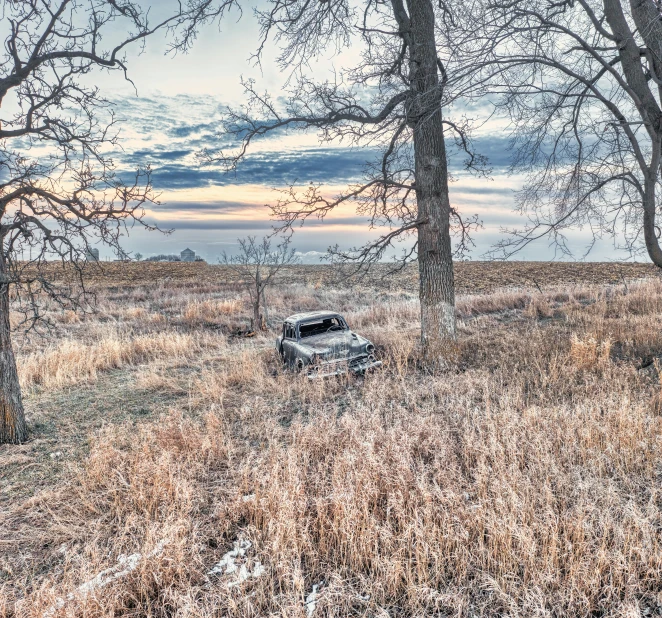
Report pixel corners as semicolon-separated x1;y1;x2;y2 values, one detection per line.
2;263;662;616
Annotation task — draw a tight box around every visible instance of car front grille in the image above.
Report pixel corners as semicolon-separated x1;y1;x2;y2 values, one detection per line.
308;354;368;372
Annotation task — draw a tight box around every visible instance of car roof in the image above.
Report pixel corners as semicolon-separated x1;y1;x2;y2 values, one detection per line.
285;310;343;324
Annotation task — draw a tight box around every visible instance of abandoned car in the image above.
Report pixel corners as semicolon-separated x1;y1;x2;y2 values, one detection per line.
276;311;382;377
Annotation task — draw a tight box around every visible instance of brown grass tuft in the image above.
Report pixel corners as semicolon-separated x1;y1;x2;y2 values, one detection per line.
18;330;224;389
569;334;613;370
183;299;243;325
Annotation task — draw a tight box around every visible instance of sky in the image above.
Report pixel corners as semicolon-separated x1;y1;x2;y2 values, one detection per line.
52;1;635;263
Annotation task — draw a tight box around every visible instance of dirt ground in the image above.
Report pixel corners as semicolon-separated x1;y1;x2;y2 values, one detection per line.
28;259;662;293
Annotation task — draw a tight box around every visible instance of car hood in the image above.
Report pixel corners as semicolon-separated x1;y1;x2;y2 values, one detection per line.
300;332;357;359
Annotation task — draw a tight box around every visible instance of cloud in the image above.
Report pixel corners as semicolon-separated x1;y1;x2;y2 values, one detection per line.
122;140;515;192
450;184;515;196
169;122;217;138
130;148;193;162
123;148;375;189
110;92;517;192
144;216;372;230
294;250;330;263
152;200;250;213
295;250;328;257
145;218;274;230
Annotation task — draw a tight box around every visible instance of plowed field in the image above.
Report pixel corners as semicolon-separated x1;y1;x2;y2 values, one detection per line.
32;259;662;293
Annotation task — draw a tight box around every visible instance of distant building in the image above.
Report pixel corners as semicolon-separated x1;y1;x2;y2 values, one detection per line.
181;248;196;262
85;248;99;261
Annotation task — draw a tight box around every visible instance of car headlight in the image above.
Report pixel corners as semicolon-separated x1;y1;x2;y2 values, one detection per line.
366;343;375;354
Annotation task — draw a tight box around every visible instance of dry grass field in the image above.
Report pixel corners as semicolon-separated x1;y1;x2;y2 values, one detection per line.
2;261;662;617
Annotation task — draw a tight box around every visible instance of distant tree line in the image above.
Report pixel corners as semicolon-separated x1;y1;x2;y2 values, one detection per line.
143;254;182;262
141;255;206;262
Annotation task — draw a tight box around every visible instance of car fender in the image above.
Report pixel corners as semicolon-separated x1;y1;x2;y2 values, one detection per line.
293;342;315;363
350;333;374;355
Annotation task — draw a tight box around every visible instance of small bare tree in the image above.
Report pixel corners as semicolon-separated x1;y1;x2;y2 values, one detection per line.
0;0;206;444
221;237;298;332
479;0;662;264
195;0;487;360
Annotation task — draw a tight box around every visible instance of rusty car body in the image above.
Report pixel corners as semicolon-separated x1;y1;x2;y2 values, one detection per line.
276;311;382;378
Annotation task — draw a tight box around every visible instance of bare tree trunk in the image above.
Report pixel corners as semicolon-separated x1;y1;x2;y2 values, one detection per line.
261;289;269;329
252;270;265;331
0;254;26;444
604;0;662;268
642;143;662;268
642;179;662;268
252;300;263;332
407;0;456;360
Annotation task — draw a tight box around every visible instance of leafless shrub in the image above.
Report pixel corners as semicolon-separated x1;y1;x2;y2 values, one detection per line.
221;237;299;332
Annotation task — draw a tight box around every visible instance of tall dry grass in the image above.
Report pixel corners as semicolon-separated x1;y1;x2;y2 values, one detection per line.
183;299;243;324
4;277;662;617
17;329;225;389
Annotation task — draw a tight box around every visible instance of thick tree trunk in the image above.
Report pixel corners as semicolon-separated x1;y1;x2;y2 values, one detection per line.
642;179;662;268
406;0;456;360
0;257;26;444
642;142;662;268
604;0;662;269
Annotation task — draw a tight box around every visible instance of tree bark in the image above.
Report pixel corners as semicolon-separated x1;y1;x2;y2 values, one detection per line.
252;300;264;332
642;179;662;267
406;0;456;359
261;288;269;329
251;269;266;331
0;254;26;444
603;0;662;269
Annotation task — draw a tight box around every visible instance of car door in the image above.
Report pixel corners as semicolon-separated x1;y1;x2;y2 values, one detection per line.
282;323;297;365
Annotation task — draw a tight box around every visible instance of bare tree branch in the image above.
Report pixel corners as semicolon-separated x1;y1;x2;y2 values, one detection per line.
476;0;662;266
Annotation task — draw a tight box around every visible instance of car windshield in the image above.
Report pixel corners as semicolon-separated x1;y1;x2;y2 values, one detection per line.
299;317;346;338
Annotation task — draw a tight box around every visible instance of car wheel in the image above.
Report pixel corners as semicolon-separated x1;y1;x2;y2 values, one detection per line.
296;358;304;372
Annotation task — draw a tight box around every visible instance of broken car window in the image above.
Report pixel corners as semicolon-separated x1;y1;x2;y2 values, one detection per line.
299;317;346;338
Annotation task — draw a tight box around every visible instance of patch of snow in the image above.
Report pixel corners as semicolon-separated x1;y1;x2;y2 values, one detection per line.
77;552;141;594
207;538;265;586
207;538;251;576
43;540;168;617
305;581;324;617
252;561;266;578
